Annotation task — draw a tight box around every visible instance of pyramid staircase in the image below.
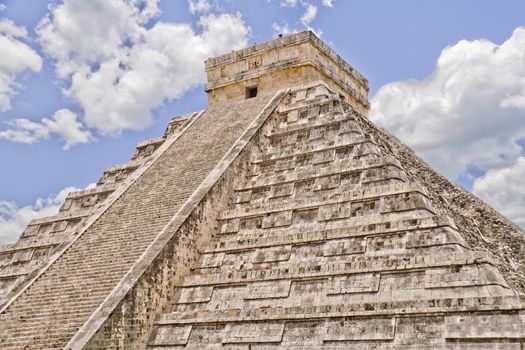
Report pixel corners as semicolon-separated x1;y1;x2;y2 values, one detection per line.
0;91;285;349
146;84;525;349
1;30;524;349
0;114;193;301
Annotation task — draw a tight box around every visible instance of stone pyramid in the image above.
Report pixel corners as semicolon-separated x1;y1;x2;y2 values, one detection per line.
1;31;525;349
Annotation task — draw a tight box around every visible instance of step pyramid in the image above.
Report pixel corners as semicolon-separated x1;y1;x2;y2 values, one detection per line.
1;31;524;349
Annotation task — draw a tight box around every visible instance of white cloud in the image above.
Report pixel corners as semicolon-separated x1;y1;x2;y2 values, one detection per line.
42;109;92;149
0;187;77;244
300;3;317;28
0;108;91;149
473;157;525;228
37;0;159;79
0;19;43;111
37;0;250;135
272;22;294;37
188;0;216;14
321;0;333;8
370;27;525;180
280;0;299;7
275;0;321;35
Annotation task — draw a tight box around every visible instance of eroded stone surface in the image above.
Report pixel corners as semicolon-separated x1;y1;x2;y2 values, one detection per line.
1;30;524;349
148;84;525;349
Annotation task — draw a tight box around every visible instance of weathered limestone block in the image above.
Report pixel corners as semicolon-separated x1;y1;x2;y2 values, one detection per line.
286;109;299;123
425;263;509;289
176;287;214;304
323;317;395;341
199;253;225;268
326;273;381;294
394;316;445;345
445;313;525;340
253;245;292;263
221;218;240;234
245;280;291;300
149;325;192;346
367;232;406;254
235;190;252;204
270;183;294;198
312;149;336;164
314;174;341;191
222;323;285;344
406;227;465;248
262;210;293;228
323;238;366;256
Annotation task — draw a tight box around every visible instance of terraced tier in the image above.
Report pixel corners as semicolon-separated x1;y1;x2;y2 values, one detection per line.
0;113;195;302
147;84;525;349
0;92;279;349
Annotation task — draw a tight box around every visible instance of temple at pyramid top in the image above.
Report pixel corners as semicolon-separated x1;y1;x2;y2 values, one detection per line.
1;31;525;349
204;31;369;113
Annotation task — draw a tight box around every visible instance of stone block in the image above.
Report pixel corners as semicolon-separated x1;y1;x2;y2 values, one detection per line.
314;174;341;191
367;233;406;254
326;273;380;295
318;202;352;221
200;253;225;268
223;323;285;344
394;316;445;345
445;313;525;340
287;110;299;123
245;280;291;300
177;286;214;304
312;149;335;164
339;119;360;134
221;219;240;234
324;238;366;256
406;227;465;248
324;317;395;341
253;245;292;263
150;325;192;346
262;211;293;228
271;183;294;198
235;190;252;204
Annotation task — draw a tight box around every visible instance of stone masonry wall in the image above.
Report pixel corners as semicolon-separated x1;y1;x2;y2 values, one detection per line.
69;91;287;349
354;105;525;293
83;148;254;349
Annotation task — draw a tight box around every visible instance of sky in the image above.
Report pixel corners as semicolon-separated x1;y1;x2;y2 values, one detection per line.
0;0;524;244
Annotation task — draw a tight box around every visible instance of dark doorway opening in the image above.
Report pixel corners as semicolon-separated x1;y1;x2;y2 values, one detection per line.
246;86;258;99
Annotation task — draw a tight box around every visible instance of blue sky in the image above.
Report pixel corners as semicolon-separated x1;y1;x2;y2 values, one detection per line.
1;0;524;243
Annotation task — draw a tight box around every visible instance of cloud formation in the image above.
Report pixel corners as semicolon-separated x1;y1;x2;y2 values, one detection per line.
370;27;525;179
37;0;250;135
473;157;525;228
0;19;43;111
275;0;331;36
0;108;92;149
188;0;217;14
0;186;77;244
370;27;525;228
321;0;333;7
300;3;318;29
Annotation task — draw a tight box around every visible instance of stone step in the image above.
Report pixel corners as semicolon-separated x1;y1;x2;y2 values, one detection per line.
206;214;458;253
220;182;433;221
181;250;495;288
0;91;280;349
251;134;378;164
242;155;404;190
0;236;63;254
269;107;349;137
157;295;525;326
66;183;118;199
27;208;92;226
